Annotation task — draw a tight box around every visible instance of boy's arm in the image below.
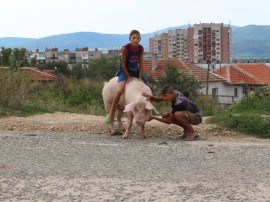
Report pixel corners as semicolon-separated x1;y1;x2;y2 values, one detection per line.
138;47;144;80
121;47;131;82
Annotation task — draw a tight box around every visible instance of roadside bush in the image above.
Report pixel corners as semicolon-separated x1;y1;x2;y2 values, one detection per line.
208;86;270;138
229;85;270;113
211;112;270;138
31;84;68;111
31;78;104;114
195;95;224;116
0;69;33;107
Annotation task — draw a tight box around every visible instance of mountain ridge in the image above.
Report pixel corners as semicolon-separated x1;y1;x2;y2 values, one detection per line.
0;24;269;58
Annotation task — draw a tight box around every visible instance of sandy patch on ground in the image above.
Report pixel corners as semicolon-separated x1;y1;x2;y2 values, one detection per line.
0;112;257;141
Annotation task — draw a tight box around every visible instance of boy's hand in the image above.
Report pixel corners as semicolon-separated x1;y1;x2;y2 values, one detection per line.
127;77;133;83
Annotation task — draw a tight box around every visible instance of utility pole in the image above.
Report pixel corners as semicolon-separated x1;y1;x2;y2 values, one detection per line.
206;59;211;95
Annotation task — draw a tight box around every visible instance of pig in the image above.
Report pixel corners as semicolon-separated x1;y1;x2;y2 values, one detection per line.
102;77;154;139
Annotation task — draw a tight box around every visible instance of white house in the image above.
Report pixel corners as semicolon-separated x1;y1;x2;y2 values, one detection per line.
143;57;270;105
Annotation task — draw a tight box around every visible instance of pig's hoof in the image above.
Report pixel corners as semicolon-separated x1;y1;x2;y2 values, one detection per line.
109;130;115;135
111;131;122;136
123;134;129;139
118;127;126;132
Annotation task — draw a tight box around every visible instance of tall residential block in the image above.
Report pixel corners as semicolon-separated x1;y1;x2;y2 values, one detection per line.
149;34;163;59
149;23;231;64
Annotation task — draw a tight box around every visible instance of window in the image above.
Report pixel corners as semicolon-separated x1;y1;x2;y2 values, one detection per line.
234;88;238;97
212;88;218;96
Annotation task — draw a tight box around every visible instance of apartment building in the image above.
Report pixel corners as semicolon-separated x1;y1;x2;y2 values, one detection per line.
168;29;188;59
188;23;231;64
161;33;168;58
58;49;71;63
27;48;107;65
45;48;58;62
149;23;231;64
151;34;163;59
28;49;46;64
76;47;89;64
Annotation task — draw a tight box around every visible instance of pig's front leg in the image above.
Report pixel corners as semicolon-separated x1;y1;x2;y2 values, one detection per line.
108;116;116;135
123;112;133;139
140;123;147;139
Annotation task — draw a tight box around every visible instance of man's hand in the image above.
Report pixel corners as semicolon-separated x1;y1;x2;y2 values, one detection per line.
162;113;174;124
142;92;152;100
148;115;154;122
162;113;171;118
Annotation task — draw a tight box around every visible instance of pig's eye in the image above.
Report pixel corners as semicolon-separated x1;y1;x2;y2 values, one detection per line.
133;108;138;112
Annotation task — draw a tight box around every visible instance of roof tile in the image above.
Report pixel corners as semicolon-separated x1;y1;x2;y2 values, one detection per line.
144;58;224;82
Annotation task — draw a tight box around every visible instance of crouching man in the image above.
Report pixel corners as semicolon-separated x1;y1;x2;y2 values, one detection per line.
143;85;202;141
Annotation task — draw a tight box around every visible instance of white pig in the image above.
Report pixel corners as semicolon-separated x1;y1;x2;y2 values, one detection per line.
102;77;154;139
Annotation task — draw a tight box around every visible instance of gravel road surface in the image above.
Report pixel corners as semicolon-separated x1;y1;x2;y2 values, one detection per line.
1;131;270;201
0;113;270;201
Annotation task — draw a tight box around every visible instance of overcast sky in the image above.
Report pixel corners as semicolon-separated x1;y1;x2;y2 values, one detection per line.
0;0;269;38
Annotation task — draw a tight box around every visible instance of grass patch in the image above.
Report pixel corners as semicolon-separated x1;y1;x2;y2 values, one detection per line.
209;111;270;138
208;86;270;138
0;105;52;117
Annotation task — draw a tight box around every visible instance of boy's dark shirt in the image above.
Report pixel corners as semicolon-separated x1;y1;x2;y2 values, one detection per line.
116;43;143;78
171;90;202;116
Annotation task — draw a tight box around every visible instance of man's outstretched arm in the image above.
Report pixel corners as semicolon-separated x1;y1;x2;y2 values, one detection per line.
142;93;164;102
149;113;174;124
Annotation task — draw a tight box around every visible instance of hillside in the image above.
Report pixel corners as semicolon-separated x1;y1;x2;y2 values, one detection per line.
232;25;270;58
0;25;270;58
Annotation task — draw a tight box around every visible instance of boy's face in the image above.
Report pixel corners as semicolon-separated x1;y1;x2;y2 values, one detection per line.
161;92;175;102
129;33;141;46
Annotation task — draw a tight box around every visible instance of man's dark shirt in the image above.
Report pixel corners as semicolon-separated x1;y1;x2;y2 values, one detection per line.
171;90;202;116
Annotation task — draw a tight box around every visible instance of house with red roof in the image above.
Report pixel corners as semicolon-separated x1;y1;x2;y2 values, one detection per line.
143;56;231;103
144;56;270;104
213;63;270;103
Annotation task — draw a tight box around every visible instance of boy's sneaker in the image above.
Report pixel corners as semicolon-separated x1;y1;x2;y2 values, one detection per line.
104;114;112;123
152;108;160;116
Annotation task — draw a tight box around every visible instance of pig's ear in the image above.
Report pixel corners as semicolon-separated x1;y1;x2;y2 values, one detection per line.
124;102;136;112
145;101;154;110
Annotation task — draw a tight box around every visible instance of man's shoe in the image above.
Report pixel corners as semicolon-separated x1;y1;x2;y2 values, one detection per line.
184;134;200;141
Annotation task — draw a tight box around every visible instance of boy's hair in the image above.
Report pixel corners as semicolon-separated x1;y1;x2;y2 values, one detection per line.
129;30;141;38
183;90;189;98
161;85;174;95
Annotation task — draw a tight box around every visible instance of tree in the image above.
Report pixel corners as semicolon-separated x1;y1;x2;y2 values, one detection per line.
41;61;70;76
87;56;120;80
70;63;88;80
13;48;28;67
9;52;16;70
1;47;12;66
30;56;37;67
156;62;202;98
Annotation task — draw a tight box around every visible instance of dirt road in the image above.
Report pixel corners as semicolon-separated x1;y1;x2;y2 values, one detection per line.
0;112;257;141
